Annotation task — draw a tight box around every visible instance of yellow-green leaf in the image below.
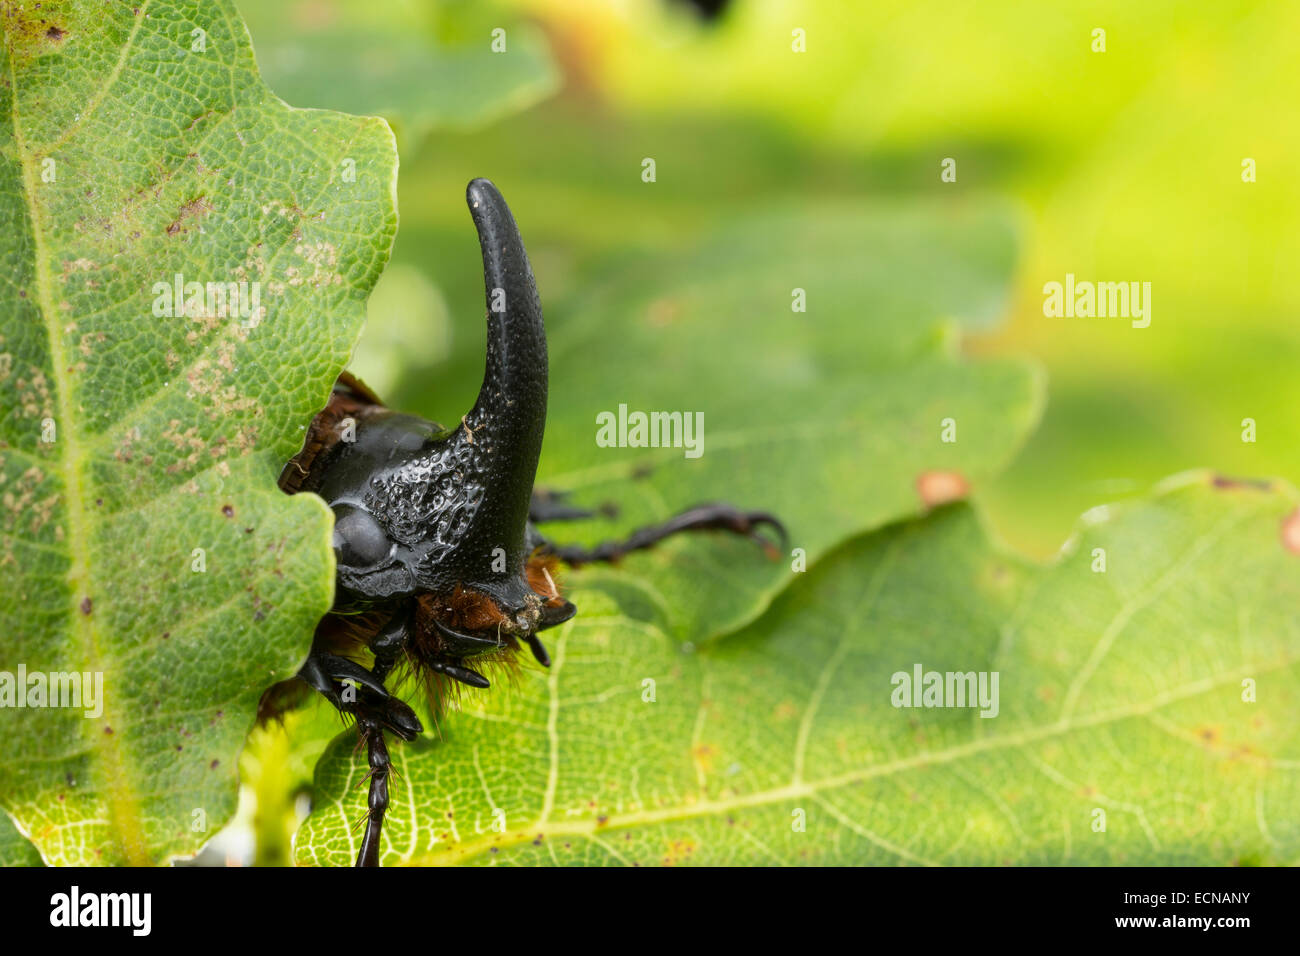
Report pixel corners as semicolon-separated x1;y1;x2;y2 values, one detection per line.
297;473;1300;865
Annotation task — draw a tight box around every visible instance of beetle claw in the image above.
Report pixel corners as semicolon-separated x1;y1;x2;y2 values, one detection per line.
302;651;391;699
537;599;577;632
743;511;788;559
524;634;551;667
433;618;506;655
431;661;491;689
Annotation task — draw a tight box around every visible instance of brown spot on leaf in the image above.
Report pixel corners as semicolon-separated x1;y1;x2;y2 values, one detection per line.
166;196;211;236
45;26;65;41
79;596;92;615
691;743;716;775
662;838;696;866
916;470;969;508
1281;509;1300;555
222;504;234;518
774;700;799;720
646;297;683;327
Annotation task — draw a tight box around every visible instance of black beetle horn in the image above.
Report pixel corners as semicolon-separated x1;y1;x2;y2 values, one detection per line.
446;179;548;582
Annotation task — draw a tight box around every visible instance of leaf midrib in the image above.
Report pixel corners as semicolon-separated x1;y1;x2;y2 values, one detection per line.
6;36;147;865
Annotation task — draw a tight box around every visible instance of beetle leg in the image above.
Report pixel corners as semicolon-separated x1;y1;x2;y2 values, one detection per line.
368;608;414;683
529;487;617;524
298;647;422;740
355;711;391;868
297;616;421;867
302;651;390;699
427;659;491;688
536;502;788;566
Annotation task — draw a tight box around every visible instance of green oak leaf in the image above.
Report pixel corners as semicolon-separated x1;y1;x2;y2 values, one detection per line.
297;472;1300;865
0;810;41;865
0;0;396;864
524;202;1042;642
237;0;559;147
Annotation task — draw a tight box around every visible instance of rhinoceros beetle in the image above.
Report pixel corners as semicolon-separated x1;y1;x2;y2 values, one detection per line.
266;179;784;867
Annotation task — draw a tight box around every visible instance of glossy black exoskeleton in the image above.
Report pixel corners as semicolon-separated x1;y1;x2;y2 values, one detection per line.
269;179;784;866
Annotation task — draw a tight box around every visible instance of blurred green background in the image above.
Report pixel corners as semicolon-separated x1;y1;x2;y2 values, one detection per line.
240;0;1300;562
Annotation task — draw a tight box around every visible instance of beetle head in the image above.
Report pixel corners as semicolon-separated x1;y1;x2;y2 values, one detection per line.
321;180;563;643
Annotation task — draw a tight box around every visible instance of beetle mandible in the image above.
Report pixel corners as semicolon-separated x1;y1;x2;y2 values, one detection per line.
265;179;785;866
